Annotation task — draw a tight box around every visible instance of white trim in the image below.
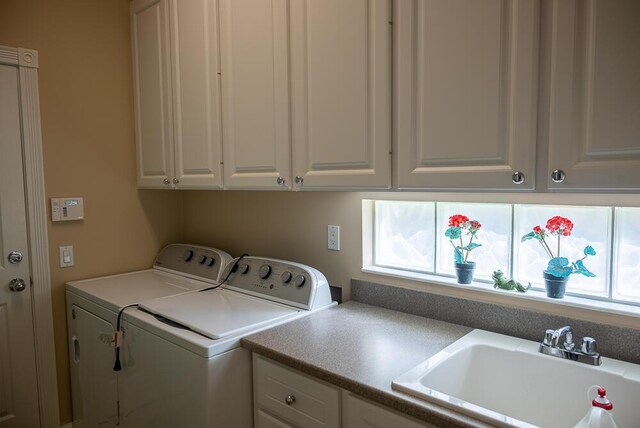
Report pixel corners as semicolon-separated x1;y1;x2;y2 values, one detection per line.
3;45;61;427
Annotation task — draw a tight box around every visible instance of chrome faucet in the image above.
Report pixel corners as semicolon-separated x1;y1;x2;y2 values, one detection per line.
539;325;601;366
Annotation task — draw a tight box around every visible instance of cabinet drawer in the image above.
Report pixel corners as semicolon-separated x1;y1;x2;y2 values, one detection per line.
254;355;340;428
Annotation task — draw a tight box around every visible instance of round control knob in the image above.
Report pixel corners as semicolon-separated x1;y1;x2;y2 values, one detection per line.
184;250;195;262
259;264;272;279
199;255;208;264
238;263;249;274
294;274;306;288
208;257;216;267
281;271;292;284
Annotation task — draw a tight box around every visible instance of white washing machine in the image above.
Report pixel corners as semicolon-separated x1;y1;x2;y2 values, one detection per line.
66;244;232;428
117;256;335;428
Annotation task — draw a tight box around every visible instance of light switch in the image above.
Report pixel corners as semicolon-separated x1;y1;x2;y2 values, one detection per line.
59;245;74;268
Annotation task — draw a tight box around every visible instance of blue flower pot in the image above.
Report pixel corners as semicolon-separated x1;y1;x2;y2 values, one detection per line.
543;271;569;299
454;262;476;284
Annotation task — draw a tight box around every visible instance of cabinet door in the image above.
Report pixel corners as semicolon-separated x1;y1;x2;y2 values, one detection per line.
169;0;223;189
547;0;640;191
395;0;539;190
342;393;435;428
131;0;174;189
290;0;391;190
219;0;291;190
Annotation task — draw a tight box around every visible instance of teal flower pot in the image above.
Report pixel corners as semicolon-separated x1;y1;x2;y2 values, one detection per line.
454;262;476;284
543;271;569;299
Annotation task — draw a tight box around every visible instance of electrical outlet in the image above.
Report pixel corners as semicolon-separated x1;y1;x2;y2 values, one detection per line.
328;225;340;251
59;245;74;268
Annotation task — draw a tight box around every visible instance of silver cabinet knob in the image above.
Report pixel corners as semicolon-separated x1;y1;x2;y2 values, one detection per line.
294;175;303;185
172;178;180;184
163;178;171;185
8;251;23;264
551;169;565;183
276;176;285;186
285;394;296;405
9;278;26;292
512;172;525;185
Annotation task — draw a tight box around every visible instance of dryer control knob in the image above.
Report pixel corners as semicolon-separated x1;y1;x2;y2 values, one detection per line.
199;255;208;264
294;274;306;288
281;271;292;284
208;257;216;267
238;263;249;274
184;250;195;262
259;264;272;279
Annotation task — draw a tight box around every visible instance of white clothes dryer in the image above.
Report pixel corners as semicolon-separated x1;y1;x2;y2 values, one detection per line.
118;256;335;428
65;244;232;428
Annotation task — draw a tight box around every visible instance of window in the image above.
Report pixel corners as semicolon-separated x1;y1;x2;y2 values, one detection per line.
366;200;640;308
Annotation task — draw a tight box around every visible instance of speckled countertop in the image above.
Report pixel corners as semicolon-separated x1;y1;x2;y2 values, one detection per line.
241;301;493;428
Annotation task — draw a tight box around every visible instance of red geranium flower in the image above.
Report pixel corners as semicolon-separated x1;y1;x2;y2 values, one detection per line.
533;225;543;234
545;216;573;237
448;214;469;228
469;220;482;231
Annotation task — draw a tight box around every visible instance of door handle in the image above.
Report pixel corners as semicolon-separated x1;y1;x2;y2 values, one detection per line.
73;336;80;364
8;278;26;292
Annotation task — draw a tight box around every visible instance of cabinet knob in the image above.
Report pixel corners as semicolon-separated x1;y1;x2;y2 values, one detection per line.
285;394;296;405
172;178;180;184
294;175;303;185
163;179;170;185
551;169;565;183
511;172;525;185
276;176;286;186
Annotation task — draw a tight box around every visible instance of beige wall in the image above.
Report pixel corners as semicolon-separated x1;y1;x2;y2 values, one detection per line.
0;0;183;424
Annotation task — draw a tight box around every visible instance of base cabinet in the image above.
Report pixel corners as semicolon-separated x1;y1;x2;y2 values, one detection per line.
253;354;434;428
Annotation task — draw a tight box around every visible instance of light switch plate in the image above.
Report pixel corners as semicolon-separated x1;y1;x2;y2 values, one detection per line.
59;245;74;268
328;225;340;251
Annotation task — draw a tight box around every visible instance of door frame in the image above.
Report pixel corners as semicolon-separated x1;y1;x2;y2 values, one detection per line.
0;45;60;427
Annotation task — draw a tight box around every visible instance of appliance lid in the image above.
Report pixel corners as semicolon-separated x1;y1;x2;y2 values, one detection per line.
138;289;299;340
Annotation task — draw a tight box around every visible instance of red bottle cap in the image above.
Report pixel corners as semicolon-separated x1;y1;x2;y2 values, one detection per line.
592;387;613;411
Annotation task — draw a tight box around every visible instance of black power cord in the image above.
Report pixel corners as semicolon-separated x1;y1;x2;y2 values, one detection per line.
199;253;250;292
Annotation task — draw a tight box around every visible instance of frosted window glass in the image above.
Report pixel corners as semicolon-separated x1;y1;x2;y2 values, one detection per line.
436;202;511;281
514;205;610;296
374;201;435;272
613;208;640;302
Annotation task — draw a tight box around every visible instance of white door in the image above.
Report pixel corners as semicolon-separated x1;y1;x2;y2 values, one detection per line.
547;0;640;191
395;0;539;191
0;63;40;428
290;0;391;190
220;0;291;190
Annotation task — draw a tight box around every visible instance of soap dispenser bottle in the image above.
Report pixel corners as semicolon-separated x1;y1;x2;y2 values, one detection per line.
575;386;617;428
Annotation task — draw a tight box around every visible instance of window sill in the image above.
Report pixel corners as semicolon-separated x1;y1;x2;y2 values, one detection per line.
362;266;640;320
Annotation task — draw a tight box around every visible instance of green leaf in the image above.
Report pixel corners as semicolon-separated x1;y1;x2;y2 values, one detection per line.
463;242;482;251
521;232;535;242
574;259;596;277
584;245;596;256
445;227;462;239
454;248;464;264
547;257;572;277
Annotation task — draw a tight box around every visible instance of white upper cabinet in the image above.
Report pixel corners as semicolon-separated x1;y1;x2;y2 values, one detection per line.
547;0;640;191
131;0;223;189
290;0;391;190
131;0;174;188
395;0;540;191
219;0;291;190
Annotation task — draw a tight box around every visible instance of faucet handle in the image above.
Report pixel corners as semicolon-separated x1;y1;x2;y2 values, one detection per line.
543;329;554;346
581;337;598;355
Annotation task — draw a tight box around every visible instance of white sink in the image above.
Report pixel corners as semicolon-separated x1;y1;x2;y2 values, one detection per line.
392;329;640;427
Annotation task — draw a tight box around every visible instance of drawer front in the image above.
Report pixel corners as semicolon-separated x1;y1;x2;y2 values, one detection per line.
254;355;340;428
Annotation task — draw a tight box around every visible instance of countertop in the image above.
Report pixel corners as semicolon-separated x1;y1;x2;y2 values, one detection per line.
241;301;493;427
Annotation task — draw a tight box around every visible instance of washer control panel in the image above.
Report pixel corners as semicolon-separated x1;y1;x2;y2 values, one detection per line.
153;244;233;284
222;257;332;310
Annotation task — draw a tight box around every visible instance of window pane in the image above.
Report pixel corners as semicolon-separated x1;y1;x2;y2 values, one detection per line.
514;205;610;296
436;202;511;281
374;201;435;272
613;207;640;302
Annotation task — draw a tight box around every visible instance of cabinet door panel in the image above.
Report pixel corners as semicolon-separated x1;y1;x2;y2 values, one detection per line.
547;0;640;190
170;0;223;189
220;0;291;190
396;0;539;190
131;0;174;188
290;0;391;190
